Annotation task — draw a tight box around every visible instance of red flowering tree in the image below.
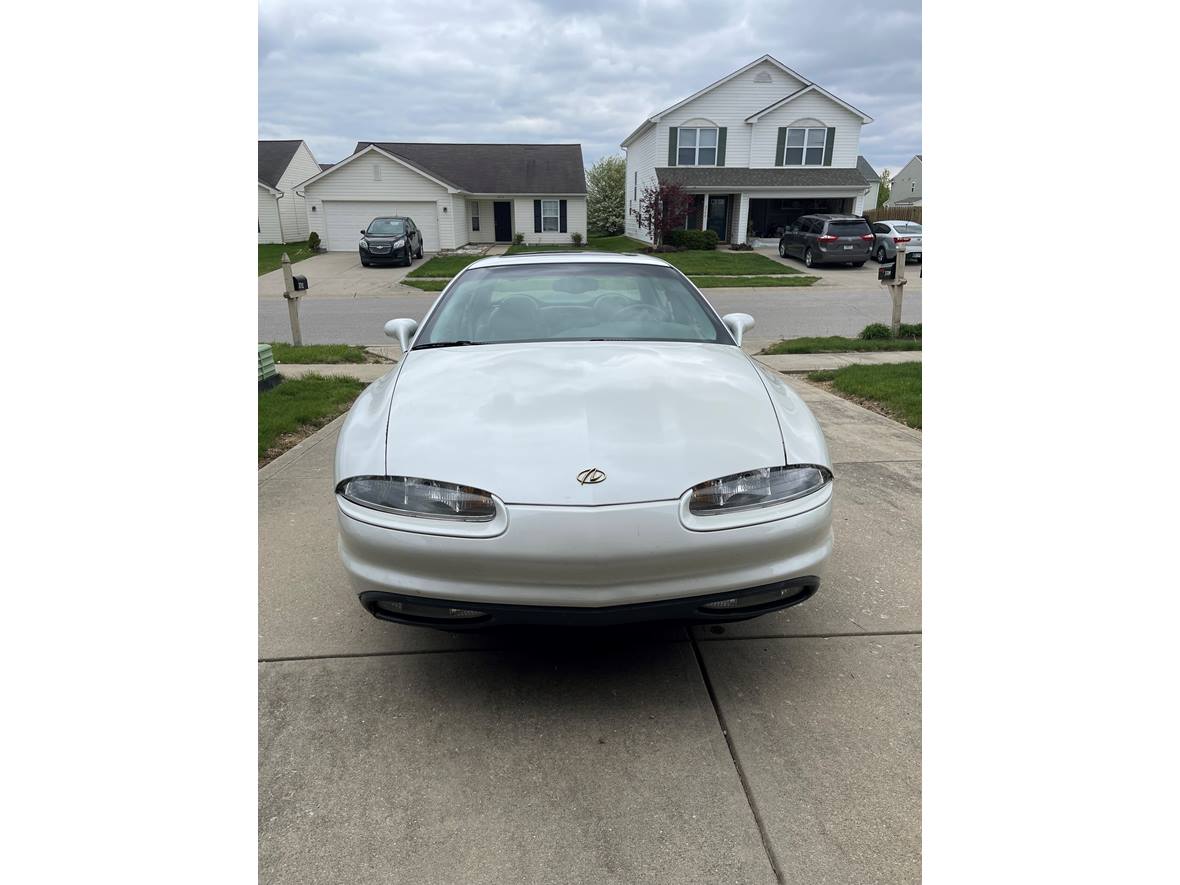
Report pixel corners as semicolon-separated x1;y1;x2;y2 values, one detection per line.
631;182;694;247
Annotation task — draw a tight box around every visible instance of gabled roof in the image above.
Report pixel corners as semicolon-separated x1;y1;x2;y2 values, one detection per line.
353;142;586;194
258;180;281;195
744;83;872;124
258;140;303;189
655;167;870;189
857;156;879;183
318;163;334;172
621;54;871;147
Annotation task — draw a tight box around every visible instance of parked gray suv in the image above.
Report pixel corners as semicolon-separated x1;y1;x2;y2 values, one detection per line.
778;214;873;268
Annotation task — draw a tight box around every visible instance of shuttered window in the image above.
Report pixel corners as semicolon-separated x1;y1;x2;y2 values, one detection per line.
541;200;560;232
677;127;718;166
784;128;827;166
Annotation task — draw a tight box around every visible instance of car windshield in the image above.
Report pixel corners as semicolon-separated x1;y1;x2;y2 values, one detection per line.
894;223;922;234
827;221;871;236
413;263;731;347
367;219;405;235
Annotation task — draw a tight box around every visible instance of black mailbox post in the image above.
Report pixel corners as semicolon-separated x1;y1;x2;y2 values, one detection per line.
877;263;896;282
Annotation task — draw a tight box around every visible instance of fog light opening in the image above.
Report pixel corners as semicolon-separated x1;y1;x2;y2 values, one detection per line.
373;599;486;621
699;584;812;613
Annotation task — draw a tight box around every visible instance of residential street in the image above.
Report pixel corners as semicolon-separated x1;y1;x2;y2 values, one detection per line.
259;373;922;884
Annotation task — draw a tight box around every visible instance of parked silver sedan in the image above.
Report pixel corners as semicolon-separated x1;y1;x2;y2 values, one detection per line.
334;252;835;628
871;221;923;263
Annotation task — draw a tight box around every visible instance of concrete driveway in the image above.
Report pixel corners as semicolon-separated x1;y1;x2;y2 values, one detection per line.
259;251;435;300
756;246;923;292
259;373;921;884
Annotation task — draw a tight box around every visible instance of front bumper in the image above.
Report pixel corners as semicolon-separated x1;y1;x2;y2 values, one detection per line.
361;245;410;264
337;491;833;623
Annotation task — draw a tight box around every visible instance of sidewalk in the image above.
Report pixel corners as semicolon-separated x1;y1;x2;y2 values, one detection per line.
752;350;922;372
259;374;921;884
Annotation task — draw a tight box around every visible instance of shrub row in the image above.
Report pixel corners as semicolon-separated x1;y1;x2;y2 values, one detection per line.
663;229;719;250
860;322;922;340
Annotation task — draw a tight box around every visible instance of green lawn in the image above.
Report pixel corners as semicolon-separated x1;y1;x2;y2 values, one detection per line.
259;374;367;461
807;363;922;429
691;275;818;288
266;343;370;364
407;255;483;278
506;235;647;255
764;336;923;354
660;251;793;276
401;279;449;291
259;241;314;276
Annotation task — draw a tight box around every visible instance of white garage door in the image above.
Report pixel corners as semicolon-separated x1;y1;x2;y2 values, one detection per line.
322;201;440;252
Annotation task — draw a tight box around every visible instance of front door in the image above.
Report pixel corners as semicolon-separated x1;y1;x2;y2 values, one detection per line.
493;201;512;242
706;195;730;241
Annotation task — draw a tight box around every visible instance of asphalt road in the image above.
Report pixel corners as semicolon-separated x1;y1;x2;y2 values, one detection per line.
259;287;922;348
259;375;922;884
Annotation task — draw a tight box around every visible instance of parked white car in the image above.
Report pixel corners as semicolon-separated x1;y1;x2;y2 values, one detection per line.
871;220;923;263
334;252;834;628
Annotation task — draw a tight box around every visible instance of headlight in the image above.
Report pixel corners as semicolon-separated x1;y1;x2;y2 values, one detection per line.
392;237;406;248
336;476;496;521
688;465;832;515
359;239;370;250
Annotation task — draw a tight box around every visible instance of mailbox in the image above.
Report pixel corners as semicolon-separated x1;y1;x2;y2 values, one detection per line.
878;263;896;282
292;274;309;292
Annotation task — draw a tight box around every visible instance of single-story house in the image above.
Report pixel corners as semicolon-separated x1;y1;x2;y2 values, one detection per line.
858;156;881;210
295;142;587;252
258;140;321;244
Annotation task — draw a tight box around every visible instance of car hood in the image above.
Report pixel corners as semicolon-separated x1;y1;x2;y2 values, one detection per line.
384;341;786;505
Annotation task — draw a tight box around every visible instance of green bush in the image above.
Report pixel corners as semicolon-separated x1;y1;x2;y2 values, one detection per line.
307;231;321;251
664;229;719;250
512;232;525;245
860;323;892;340
571;232;584;247
897;323;922;339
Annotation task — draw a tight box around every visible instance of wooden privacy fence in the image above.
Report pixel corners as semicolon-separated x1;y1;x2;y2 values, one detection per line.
864;206;922;224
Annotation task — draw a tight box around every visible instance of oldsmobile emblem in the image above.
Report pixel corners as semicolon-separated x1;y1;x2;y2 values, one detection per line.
576;468;606;485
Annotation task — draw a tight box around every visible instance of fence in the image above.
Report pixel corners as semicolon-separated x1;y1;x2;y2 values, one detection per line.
863;205;922;225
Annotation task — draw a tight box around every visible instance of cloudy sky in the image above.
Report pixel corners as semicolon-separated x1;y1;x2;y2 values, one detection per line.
259;0;920;179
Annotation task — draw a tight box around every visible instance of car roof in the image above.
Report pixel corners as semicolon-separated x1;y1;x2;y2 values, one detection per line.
879;219;922;225
461;251;675;271
370;216;408;220
803;213;867;221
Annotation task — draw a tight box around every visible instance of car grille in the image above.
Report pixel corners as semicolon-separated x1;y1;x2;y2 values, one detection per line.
370;245;390;253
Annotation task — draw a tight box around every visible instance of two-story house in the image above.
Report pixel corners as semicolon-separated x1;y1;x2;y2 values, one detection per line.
622;56;875;245
886;154;922;206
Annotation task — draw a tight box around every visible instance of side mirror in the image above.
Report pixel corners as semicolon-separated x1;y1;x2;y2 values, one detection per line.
360;229;367;235
721;313;754;347
384;318;419;354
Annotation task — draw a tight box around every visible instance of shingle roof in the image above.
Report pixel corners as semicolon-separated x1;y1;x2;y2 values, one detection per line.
655;167;869;188
856;156;879;183
258;140;303;189
319;163;334;172
354;142;586;194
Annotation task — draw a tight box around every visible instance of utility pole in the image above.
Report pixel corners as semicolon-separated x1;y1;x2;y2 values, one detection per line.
281;252;303;346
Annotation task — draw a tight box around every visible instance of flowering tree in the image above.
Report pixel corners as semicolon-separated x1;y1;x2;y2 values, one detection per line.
586;155;626;236
631;181;694;246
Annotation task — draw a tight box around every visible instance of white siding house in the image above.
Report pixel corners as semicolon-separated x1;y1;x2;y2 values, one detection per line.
296;142;588;252
257;140;321;244
622;56;875;244
258;183;282;244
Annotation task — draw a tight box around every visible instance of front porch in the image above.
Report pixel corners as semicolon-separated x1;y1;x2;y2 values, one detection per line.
676;191;864;245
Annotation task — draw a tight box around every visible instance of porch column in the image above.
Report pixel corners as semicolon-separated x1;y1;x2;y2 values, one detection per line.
735;193;750;244
701;194;709;231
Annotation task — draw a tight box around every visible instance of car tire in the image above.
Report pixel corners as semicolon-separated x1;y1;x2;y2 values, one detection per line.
360;255;370;267
852;261;866;268
778;241;786;258
415;242;424;259
804;248;814;268
876;246;888;263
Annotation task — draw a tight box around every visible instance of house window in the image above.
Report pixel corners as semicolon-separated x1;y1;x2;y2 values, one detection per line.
677;127;718;166
471;202;480;231
541;199;560;232
784;128;827;166
373;162;382;181
910;181;917;193
633;171;638;201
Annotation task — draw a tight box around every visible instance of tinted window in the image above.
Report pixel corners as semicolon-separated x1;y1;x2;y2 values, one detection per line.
366;218;405;235
872;223;889;233
827;220;871;236
414;264;730;347
894;223;922;234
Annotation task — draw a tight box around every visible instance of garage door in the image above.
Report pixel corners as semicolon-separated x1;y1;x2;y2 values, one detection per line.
322;201;440;252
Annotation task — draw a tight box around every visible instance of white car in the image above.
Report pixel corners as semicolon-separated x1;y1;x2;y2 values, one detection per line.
334;252;834;628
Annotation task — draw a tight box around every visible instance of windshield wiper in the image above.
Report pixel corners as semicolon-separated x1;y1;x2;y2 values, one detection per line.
414;340;484;350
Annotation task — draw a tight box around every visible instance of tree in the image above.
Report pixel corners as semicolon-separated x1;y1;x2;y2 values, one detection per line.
631;181;694;246
586;155;626;236
877;168;892;208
